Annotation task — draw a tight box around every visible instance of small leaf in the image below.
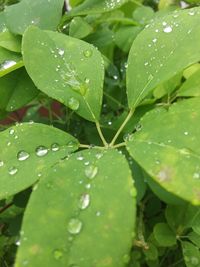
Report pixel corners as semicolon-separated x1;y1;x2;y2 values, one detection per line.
153;223;176;247
127;7;200;108
68;0;129;16
69;17;93;39
178;68;200;97
4;0;64;35
0;123;78;200
22;26;104;122
0;68;38;112
126;98;200;205
182;241;200;267
15;149;136;267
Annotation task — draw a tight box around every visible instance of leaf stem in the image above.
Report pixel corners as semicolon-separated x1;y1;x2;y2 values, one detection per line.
95;121;108;147
109;109;134;146
113;142;126;149
79;144;90;148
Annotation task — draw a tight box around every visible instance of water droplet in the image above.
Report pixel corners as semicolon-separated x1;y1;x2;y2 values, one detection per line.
67;140;77;148
188;10;195;16
85;165;98;179
96;211;101;216
51;143;60;152
67;218;82;235
83;49;92;58
17;151;30;161
15;240;21;246
113;75;118;80
184;131;189;136
85;183;91;189
68;97;79;110
135;123;142;131
9;166;18;175
163;26;172;33
193;172;200;179
35;146;48;157
58;49;65;56
0;160;4;167
53;249;63;260
9;128;15;135
77;154;84;161
152;38;157;43
95;152;103;159
79;194;90;210
0;60;17;70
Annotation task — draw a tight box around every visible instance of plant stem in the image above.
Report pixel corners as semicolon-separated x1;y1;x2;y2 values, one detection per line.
109;109;134;146
95;121;108;147
0;202;13;214
113;142;126;149
79;144;90;148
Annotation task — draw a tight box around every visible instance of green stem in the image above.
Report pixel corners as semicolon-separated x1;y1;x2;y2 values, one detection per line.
95;121;108;147
113;142;126;149
109;109;134;146
79;144;90;149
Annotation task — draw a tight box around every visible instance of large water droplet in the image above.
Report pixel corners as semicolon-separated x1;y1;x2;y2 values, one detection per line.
67;218;82;235
51;143;60;152
17;151;30;161
58;49;65;56
83;49;92;58
79;194;90;210
85;165;98;179
53;249;63;260
0;60;17;70
9;166;18;175
163;26;172;33
68;97;79;111
35;146;48;157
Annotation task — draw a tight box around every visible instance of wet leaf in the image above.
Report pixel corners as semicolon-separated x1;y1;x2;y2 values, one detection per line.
182;241;200;267
0;123;78;200
15;149;136;267
22;26;104;122
127;7;200;108
4;0;64;35
126;98;200;205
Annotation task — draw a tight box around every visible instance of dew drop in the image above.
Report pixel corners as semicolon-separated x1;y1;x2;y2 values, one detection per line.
68;97;79;111
9;128;15;135
163;26;172;33
67;218;82;235
85;183;91;189
152;38;157;43
193;172;200;179
58;49;65;56
15;240;21;246
51;143;60;152
53;249;63;260
0;60;17;70
35;146;48;157
77;154;84;161
83;49;93;58
96;211;101;216
78;193;90;210
85;165;98;179
188;10;195;16
17;151;30;161
9;166;18;175
0;160;4;167
184;131;189;136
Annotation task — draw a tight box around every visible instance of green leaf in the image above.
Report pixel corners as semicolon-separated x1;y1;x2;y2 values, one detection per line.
0;123;78;200
165;204;200;233
126;98;200;205
127;7;200;108
153;223;176;247
0;68;38;112
178;68;200;97
188;232;200;248
182;241;200;267
0;47;23;77
22;26;104;122
0;30;21;52
69;17;93;39
15;149;136;267
132;6;155;25
68;0;129;16
143;242;158;260
4;0;64;35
